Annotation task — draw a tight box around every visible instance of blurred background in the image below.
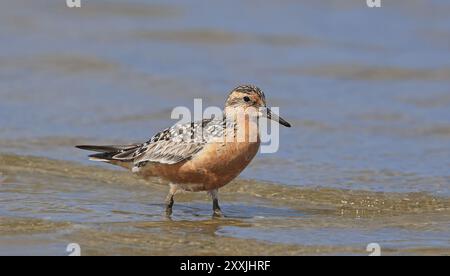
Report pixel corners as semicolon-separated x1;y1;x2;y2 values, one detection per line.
1;0;449;194
0;0;450;255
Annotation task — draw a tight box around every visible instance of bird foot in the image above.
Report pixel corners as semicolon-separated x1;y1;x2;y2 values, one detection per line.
212;208;224;218
165;206;173;217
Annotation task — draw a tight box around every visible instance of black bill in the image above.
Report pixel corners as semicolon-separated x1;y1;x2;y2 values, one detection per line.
265;108;292;128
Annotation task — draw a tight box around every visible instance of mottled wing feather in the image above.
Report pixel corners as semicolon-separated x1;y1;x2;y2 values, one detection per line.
78;118;234;165
115;118;229;165
134;140;206;165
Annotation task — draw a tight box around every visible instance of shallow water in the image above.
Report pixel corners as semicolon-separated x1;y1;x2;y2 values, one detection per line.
1;0;450;255
1;154;449;255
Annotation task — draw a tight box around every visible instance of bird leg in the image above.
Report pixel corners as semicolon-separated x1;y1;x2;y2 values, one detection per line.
165;183;178;216
208;189;223;217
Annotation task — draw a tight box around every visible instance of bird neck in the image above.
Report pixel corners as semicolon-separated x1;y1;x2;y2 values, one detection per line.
224;107;260;143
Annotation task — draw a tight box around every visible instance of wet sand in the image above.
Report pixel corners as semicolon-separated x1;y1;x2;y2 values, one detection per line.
1;153;449;256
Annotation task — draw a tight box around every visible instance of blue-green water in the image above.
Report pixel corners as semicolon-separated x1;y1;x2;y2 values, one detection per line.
0;0;449;255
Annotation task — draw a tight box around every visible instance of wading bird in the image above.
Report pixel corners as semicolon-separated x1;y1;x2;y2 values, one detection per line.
77;85;291;216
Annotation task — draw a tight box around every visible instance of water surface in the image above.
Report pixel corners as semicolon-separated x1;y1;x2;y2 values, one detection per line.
0;0;450;255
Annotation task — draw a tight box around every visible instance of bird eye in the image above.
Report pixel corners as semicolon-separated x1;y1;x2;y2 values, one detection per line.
243;96;251;102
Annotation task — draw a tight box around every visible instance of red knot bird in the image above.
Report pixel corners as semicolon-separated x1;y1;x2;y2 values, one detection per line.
77;85;291;216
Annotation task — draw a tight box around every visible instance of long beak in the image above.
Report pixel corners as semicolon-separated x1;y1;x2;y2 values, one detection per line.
265;108;292;128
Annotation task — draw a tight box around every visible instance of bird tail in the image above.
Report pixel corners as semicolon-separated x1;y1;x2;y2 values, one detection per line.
76;144;141;162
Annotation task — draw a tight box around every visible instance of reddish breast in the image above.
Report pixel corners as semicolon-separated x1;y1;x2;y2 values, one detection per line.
142;139;259;191
141;115;261;191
